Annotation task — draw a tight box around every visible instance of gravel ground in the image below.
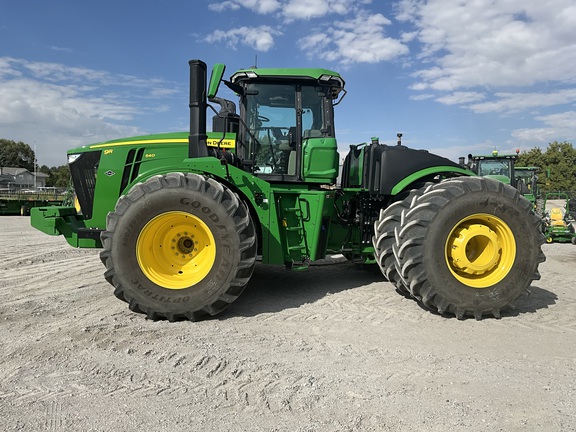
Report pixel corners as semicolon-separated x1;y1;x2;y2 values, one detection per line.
1;216;575;431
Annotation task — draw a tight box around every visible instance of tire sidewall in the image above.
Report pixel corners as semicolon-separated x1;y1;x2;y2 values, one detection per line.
111;183;242;313
422;188;538;309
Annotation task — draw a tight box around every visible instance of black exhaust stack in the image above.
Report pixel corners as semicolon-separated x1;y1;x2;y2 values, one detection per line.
188;59;209;158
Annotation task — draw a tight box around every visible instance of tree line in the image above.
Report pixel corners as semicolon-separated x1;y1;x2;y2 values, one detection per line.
2;137;575;192
516;141;576;194
0;139;70;188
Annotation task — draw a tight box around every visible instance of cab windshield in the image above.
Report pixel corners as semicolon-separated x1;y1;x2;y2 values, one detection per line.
478;159;513;178
241;82;331;176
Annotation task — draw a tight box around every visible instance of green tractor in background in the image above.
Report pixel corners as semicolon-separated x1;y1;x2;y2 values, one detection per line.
514;166;541;208
541;192;576;244
462;150;518;186
31;60;545;321
462;151;544;211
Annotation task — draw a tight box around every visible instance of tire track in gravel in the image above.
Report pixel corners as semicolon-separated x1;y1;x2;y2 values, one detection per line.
1;242;72;264
1;300;333;414
232;262;451;325
0;255;104;316
2;217;576;431
2;256;100;288
231;257;575;334
487;247;576;334
3;309;436;416
492;287;576;334
231;261;432;321
2;342;333;414
45;400;66;431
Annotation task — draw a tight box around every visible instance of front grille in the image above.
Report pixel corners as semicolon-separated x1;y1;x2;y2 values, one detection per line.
70;151;101;219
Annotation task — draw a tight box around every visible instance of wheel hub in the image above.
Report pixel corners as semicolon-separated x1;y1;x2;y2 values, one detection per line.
136;211;216;289
175;233;196;256
445;214;516;288
449;223;500;275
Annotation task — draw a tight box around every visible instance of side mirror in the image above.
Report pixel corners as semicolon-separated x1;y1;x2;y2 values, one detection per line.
208;64;226;99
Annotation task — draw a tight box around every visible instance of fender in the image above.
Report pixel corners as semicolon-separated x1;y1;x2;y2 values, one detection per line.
342;142;474;195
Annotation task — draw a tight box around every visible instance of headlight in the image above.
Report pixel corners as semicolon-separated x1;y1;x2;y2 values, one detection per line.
68;154;81;164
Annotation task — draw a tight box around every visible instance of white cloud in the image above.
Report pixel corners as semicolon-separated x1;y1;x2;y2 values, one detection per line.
300;12;408;65
0;57;178;166
208;0;370;19
512;111;576;142
204;26;282;52
2;57;171;91
208;1;241;12
436;91;486;105
208;0;281;14
283;0;349;20
0;79;137;123
50;46;74;53
0;57;23;79
398;0;576;91
468;88;576;114
409;93;434;101
205;1;397;63
397;0;576;147
425;140;500;162
0;79;142;166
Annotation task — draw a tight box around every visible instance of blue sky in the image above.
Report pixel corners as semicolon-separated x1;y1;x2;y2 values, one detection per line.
1;0;576;167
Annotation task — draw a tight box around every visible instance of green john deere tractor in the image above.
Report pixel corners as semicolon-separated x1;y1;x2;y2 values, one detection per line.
514;166;541;203
462;151;543;210
31;60;546;321
463;150;518;185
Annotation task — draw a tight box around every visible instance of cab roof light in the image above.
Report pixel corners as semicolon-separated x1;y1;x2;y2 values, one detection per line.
230;71;259;82
319;74;344;88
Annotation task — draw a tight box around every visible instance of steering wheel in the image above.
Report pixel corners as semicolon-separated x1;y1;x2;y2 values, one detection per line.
257;115;270;123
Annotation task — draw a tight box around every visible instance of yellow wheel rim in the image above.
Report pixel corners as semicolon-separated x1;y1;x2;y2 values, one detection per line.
445;213;516;288
136;211;216;289
546;237;553;243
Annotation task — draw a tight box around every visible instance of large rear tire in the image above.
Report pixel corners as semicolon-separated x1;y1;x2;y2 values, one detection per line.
100;173;257;321
389;177;545;319
373;188;427;293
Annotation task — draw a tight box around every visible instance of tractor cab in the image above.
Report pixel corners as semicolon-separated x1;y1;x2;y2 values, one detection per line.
207;65;345;184
514;166;541;204
466;150;518;186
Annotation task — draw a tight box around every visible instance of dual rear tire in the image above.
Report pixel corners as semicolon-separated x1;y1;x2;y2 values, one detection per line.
373;177;546;319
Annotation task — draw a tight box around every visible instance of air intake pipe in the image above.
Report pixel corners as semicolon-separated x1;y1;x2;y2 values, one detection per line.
188;59;209;158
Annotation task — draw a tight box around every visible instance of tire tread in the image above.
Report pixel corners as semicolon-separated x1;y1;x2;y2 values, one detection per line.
99;173;257;321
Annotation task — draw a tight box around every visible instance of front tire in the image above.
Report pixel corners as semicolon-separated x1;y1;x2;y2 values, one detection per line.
392;177;545;319
100;173;257;321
